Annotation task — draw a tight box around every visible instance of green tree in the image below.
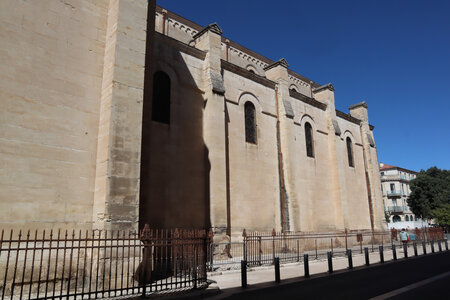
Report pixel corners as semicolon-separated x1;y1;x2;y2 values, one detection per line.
407;167;450;220
431;204;450;230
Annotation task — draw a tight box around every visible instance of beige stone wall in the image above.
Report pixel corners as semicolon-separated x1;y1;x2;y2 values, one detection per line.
0;0;153;232
139;35;208;229
0;0;110;231
223;71;280;238
0;2;385;235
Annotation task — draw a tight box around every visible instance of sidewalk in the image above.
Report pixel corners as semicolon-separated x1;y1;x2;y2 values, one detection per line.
208;242;439;290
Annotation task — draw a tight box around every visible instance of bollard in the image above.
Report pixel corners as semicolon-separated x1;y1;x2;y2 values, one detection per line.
438;240;442;252
422;241;427;255
347;249;353;269
403;244;408;258
413;243;418;257
241;260;247;288
274;257;280;283
327;251;333;273
304;254;310;278
392;244;397;260
364;247;369;266
445;239;449;251
379;246;384;263
431;241;435;253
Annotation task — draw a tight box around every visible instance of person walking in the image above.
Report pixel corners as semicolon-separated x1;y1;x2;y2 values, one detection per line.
399;228;409;246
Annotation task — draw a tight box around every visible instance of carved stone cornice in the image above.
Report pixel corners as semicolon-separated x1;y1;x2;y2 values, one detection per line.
193;22;223;40
263;58;289;71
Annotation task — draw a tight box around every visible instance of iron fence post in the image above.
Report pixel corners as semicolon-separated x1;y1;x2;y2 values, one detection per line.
445;239;449;251
274;257;280;283
413;243;418;257
438;240;442;252
347;249;353;269
403;244;408;258
304;254;309;278
327;251;333;273
422;241;427;255
244;241;247;262
379;246;384;263
392;244;397;260
210;243;214;271
364;247;369;266
431;241;435;253
241;260;247;288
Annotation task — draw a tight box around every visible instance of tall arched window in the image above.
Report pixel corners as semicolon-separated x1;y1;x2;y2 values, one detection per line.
152;71;171;124
346;137;354;167
405;215;409;221
244;102;257;144
305;122;314;158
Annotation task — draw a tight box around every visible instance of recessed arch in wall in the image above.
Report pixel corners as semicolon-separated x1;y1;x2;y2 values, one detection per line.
246;64;258;75
237;92;262;113
289;84;299;92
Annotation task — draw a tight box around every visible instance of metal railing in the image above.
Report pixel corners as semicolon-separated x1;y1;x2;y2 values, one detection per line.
208;242;245;270
0;226;211;300
387;206;409;212
386;190;402;196
224;227;444;267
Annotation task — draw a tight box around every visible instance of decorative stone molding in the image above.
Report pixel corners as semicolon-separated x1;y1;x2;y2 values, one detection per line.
263;58;289;71
283;99;294;119
227;45;269;68
332;119;342;136
289;89;327;111
156;12;199;37
288;75;310;88
313;83;335;93
221;60;276;89
193;22;223;40
335;109;361;125
349;101;368;110
155;32;206;60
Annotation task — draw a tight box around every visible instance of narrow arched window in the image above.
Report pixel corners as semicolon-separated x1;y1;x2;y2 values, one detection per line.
305;122;314;158
244;102;257;144
405;215;409;221
152;71;171;124
346;137;354;167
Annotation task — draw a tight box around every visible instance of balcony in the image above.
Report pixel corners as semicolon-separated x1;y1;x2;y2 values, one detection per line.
386;190;402;197
380;174;409;182
387;206;409;213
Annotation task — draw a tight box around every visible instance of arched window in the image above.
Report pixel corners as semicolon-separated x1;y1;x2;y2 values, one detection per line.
346;137;354;167
305;122;314;158
244;102;257;144
152;71;171;124
393;215;401;223
405;215;409;221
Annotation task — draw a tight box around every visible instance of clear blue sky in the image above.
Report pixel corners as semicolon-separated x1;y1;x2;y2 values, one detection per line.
157;0;450;171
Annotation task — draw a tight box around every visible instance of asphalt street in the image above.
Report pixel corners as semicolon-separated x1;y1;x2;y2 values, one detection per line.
214;251;450;300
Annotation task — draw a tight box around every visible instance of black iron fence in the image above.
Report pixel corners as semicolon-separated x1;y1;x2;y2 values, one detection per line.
209;227;445;268
0;226;211;300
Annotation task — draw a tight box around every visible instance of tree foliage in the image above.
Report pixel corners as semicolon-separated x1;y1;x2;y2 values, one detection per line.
407;167;450;220
431;204;450;228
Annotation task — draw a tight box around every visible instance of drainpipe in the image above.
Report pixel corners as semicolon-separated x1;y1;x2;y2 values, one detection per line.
275;86;287;232
362;146;375;232
225;39;230;62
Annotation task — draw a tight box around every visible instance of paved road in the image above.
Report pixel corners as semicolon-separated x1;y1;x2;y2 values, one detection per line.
212;252;450;300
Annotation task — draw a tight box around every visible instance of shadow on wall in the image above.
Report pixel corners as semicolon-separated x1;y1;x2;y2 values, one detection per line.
139;20;210;230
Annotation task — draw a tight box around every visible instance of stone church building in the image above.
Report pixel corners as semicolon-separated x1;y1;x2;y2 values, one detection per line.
0;1;385;239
